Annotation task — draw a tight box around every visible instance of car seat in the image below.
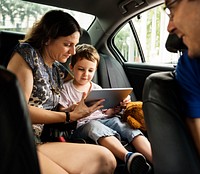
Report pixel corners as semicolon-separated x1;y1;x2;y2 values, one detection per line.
142;34;200;174
0;66;40;174
0;30;24;67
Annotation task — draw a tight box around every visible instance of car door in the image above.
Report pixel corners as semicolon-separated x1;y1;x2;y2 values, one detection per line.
109;4;178;101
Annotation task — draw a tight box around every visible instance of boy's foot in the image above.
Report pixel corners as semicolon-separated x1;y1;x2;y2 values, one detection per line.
126;152;150;174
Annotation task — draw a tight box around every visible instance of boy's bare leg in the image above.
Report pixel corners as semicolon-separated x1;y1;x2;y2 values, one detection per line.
131;135;152;163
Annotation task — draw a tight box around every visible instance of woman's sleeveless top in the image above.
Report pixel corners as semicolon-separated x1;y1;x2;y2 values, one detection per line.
15;43;66;144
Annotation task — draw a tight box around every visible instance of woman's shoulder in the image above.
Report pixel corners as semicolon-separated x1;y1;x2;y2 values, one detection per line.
15;43;40;70
15;42;36;55
16;42;35;52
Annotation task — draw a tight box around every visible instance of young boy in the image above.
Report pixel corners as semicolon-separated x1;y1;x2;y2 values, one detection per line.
59;44;152;174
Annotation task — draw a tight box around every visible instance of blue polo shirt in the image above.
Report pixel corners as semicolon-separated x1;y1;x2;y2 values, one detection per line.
175;51;200;118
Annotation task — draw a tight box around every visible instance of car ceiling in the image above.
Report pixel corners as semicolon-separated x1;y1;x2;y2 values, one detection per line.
23;0;164;52
23;0;163;29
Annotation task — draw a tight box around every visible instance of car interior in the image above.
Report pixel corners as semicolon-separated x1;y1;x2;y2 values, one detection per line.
1;0;200;173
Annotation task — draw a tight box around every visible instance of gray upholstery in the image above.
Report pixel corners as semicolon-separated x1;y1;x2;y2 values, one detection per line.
98;53;136;101
79;28;92;45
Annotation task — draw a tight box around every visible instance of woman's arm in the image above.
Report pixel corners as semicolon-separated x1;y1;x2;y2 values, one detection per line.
7;54;105;124
7;53;67;124
7;52;33;102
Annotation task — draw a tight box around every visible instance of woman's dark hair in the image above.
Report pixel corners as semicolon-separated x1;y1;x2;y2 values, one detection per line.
22;10;81;49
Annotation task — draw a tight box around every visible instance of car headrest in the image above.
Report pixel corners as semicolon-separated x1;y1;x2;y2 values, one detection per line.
165;33;187;53
79;28;91;45
0;30;24;67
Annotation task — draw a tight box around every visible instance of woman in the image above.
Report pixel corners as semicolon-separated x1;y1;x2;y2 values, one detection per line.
7;10;116;174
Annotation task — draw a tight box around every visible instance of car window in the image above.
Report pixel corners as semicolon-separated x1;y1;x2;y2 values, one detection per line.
0;0;95;32
114;4;179;64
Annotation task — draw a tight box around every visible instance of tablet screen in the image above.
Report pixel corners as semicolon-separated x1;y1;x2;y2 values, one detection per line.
85;88;133;109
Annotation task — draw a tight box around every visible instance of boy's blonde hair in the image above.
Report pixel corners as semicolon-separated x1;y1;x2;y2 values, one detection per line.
71;44;100;67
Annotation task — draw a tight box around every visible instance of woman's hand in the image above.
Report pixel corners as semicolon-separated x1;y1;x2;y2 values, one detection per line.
70;92;105;121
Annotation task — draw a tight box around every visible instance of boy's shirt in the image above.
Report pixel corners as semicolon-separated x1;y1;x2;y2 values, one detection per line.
59;80;109;128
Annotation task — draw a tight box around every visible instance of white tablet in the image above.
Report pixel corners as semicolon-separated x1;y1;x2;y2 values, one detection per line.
85;88;133;109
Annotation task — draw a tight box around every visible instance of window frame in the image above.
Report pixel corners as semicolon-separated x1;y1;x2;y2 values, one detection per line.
110;3;179;66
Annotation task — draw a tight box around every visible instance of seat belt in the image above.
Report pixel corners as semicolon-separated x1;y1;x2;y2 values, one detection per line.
103;55;118;88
